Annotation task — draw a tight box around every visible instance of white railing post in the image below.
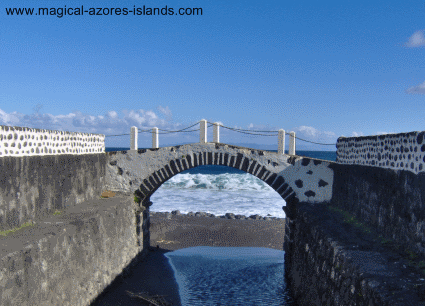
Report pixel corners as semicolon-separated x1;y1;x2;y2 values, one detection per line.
289;132;296;155
213;122;220;143
152;127;158;148
130;126;138;151
200;119;207;143
278;129;285;154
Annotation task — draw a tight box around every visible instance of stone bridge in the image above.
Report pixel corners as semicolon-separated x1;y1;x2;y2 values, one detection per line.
104;142;334;215
3;123;425;305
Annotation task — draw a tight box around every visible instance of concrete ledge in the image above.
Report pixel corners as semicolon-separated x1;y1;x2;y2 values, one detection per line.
0;193;144;306
285;202;425;305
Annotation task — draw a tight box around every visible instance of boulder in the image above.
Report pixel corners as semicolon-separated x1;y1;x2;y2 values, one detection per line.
225;213;236;219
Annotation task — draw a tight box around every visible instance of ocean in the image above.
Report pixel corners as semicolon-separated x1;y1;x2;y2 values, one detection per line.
105;147;336;305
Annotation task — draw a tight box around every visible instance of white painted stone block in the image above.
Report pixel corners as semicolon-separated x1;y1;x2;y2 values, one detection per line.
130;126;138;151
289;132;296;155
213;122;220;143
152;127;159;149
278;129;285;155
200;120;207;143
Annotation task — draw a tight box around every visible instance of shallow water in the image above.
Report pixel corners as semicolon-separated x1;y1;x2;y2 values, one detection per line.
165;246;296;306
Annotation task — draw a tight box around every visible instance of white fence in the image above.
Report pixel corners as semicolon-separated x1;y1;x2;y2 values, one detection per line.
129;120;296;155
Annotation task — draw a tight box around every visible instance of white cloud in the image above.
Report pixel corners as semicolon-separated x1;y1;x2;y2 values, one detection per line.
292;126;337;141
290;125;338;149
0;107;179;137
243;123;277;131
0;109;20;125
145;110;157;119
406;81;425;94
107;111;118;118
157;106;172;119
295;126;319;137
405;30;425;48
351;131;364;137
127;110;146;125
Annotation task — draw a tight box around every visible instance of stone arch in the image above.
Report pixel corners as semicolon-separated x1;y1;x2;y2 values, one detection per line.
125;143;334;218
135;151;297;208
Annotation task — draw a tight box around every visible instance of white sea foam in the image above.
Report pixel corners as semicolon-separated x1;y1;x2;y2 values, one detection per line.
161;172;272;191
150;172;287;218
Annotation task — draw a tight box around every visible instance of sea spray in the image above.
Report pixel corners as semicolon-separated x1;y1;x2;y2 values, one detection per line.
151;166;287;218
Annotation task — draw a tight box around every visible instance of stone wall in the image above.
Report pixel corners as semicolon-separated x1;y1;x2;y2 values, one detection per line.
284;202;425;305
0;154;107;231
0;193;146;306
329;163;425;259
336;131;425;174
0;125;104;157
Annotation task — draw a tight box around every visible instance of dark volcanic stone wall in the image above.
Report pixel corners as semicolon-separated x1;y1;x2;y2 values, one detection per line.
284;202;425;306
330;163;425;258
0;194;146;306
0;154;107;231
336;131;425;174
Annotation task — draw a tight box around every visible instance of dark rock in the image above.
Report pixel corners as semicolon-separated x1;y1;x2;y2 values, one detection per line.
249;214;262;220
225;213;236;219
149;210;284;221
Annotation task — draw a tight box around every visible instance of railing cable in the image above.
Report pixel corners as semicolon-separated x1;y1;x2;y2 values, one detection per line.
104;119;337;147
293;135;336;146
156;121;201;133
206;120;336;146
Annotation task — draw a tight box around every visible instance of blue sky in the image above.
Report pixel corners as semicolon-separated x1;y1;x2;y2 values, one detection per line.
1;0;424;150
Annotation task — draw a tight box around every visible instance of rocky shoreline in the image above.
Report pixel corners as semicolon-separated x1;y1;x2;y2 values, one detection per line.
150;210;285;221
